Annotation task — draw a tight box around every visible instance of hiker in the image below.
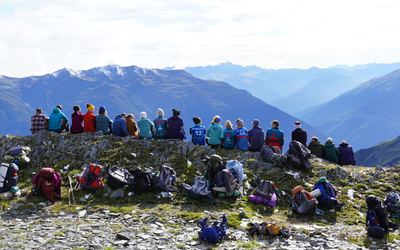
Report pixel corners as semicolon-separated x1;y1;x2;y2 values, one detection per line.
206;115;224;148
166;109;186;140
265;120;284;153
137;112;155;139
83;103;96;133
307;136;325;158
189;117;206;145
95;106;113;135
56;105;69;132
248;119;264;152
30;108;47;134
112;113;131;137
126;114;139;138
235;118;249;151
324;137;340;163
48;107;68;133
337;140;356;165
70;105;83;134
291;121;307;146
221;120;236;149
153;108;168;140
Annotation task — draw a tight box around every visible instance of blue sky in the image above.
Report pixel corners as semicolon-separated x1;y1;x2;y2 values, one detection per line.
1;0;400;77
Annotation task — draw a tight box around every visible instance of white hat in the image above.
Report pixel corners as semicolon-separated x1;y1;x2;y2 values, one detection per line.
157;108;164;117
140;111;147;119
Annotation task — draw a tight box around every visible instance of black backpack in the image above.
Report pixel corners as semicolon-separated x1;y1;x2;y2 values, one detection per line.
253;180;275;200
0;162;19;193
106;165;135;189
366;195;399;238
130;169;154;193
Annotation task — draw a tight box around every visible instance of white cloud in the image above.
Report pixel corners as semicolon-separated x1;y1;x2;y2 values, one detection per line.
0;0;400;76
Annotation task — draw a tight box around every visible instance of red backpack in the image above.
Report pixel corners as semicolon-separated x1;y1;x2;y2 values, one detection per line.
78;164;104;191
32;167;61;203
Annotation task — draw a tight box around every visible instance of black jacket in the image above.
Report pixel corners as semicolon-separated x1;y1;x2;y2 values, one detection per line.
292;128;307;146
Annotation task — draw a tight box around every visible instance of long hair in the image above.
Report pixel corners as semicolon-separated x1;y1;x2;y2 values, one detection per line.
212;115;221;125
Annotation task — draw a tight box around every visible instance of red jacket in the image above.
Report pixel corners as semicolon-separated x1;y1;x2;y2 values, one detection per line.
83;111;96;132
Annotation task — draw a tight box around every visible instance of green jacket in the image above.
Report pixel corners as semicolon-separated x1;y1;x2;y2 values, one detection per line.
324;142;340;163
206;124;224;145
308;141;325;158
137;118;154;139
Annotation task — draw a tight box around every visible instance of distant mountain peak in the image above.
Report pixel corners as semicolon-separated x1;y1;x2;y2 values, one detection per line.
50;68;80;77
87;64;126;77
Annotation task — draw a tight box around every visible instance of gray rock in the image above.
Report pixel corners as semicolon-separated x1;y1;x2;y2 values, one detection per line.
110;188;124;199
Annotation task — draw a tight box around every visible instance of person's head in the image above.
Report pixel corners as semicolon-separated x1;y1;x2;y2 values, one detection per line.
157;108;164;117
295;121;301;128
56;105;62;111
211;115;221;125
140;111;147;119
127;114;134;120
98;106;107;115
326;137;333;143
121;113;127;118
193;117;202;125
311;136;319;143
86;103;95;112
341;140;347;144
172;108;180;116
73;105;80;114
236;118;244;128
36;108;42;115
271;120;279;128
252;119;260;127
225;120;233;130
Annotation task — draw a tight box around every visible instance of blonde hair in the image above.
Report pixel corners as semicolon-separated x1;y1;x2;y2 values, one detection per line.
225;120;233;130
212;115;221;125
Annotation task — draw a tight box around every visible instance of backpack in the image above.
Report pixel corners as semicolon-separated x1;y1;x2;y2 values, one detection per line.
227;160;244;184
260;145;288;168
383;193;400;215
153;165;177;192
292;186;317;215
249;180;277;207
312;178;344;209
130;169;154;193
0;163;19;193
366;195;399;238
248;222;290;237
10;146;31;167
32;167;62;203
106;165;135;189
182;176;213;201
204;154;224;187
197;215;228;244
77;163;104;191
287;141;312;171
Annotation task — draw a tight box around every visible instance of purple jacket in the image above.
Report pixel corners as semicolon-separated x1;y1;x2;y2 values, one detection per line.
248;126;265;152
70;112;83;133
166;115;186;140
337;142;356;165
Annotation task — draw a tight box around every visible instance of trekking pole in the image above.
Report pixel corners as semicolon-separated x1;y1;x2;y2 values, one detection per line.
274;188;288;207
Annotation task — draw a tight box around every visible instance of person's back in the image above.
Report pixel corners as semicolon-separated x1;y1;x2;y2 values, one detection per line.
49;108;68;132
166;109;186;140
112;114;130;137
291;121;307;146
137;112;154;139
206;116;224;146
337;141;356;165
265;120;284;153
83;103;96;133
235;119;249;151
30;108;47;134
221;120;236;149
126;114;138;138
190;117;206;145
70;105;83;134
308;137;325;158
324;138;340;163
248;119;264;152
153;108;168;139
95;106;113;135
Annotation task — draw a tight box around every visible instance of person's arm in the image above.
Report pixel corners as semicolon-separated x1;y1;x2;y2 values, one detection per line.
206;127;210;137
219;127;224;141
122;121;130;137
62;113;68;123
281;132;285;146
150;124;155;136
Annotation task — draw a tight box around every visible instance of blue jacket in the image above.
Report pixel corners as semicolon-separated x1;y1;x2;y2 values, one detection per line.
112;115;130;137
49;108;68;130
248;126;265;152
190;125;207;145
96;114;113;135
166;115;186;140
206;124;224;145
138;118;154;139
221;128;236;149
153;117;168;139
235;127;249;151
337;142;356;165
265;127;284;147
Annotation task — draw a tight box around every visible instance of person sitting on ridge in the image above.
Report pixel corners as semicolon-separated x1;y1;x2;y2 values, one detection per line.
337;140;356;165
307;136;325;158
166;109;186;140
153;108;168;140
291;121;307;146
70;105;83;134
248;119;264;152
235;118;249;151
95;106;113;135
126;114;139;138
112;113;131;137
206;115;224;149
221;120;236;149
324;137;340;163
48;106;68;133
190;117;206;145
83;103;96;133
56;105;69;132
137;112;154;139
30;108;48;134
265;120;284;153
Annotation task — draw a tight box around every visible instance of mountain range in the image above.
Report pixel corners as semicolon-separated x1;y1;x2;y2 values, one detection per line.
0;65;325;151
354;136;400;167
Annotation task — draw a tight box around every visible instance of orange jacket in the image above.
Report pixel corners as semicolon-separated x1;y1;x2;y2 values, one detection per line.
83;111;96;132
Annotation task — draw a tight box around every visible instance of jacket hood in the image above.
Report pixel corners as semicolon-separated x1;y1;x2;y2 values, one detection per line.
253;126;262;130
52;108;61;113
339;142;349;147
210;124;222;131
115;115;123;120
324;142;335;148
169;115;180;120
72;111;83;117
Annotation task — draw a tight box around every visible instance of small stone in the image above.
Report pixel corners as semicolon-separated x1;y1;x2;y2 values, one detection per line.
77;210;87;218
116;232;130;240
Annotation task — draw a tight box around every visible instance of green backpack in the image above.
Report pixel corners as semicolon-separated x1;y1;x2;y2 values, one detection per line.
204;154;223;187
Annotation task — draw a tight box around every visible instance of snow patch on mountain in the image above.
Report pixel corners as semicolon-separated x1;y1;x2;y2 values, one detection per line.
51;68;80;78
133;66;159;75
89;65;126;77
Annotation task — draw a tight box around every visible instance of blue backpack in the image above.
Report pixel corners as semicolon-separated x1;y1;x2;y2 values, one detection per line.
182;176;214;203
197;215;228;244
312;178;340;209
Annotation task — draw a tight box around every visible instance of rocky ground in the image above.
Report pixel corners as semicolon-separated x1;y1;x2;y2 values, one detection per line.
1;131;400;249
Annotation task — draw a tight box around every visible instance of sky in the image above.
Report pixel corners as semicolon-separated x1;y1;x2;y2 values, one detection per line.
1;0;400;77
